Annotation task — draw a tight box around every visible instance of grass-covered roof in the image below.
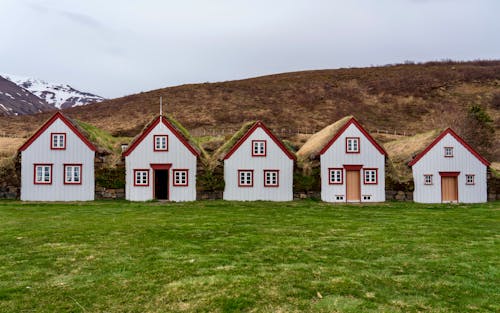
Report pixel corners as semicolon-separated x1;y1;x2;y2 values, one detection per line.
383;129;443;182
297;115;353;162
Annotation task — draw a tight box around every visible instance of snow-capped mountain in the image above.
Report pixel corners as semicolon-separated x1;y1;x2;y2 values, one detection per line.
0;76;54;116
1;73;105;110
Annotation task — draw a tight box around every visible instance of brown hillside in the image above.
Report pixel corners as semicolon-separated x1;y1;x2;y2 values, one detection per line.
1;60;499;160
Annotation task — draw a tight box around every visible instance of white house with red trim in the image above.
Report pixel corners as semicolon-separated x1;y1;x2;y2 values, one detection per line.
18;112;96;201
318;117;386;203
223;121;295;201
409;128;490;203
123;115;199;202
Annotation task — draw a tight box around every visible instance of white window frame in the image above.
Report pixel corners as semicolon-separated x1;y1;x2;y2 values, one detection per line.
252;140;266;156
134;170;149;186
154;135;168;151
238;170;253;187
264;170;279;187
444;147;454;157
328;168;343;184
424;174;433;185
363;169;377;184
34;164;52;184
465;174;475;185
346;137;360;153
173;169;189;186
64;164;82;184
51;133;66;149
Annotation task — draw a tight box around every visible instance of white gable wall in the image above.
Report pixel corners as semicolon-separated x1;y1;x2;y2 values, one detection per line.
125;121;197;202
21;118;95;201
320;123;385;202
223;127;293;201
412;133;487;203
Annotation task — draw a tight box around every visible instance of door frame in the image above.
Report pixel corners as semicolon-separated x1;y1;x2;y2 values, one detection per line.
344;165;362;202
439;171;459;203
151;163;172;200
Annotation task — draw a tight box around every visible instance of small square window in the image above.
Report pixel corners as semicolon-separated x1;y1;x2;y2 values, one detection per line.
173;169;189;186
444;147;453;157
252;140;266;156
424;174;433;185
465;174;475;185
34;164;52;184
64;164;82;184
51;133;66;150
364;169;377;184
346;137;360;153
154;135;168;151
134;170;149;186
329;168;343;184
238;170;253;187
335;195;344;201
363;195;372;201
264;170;279;187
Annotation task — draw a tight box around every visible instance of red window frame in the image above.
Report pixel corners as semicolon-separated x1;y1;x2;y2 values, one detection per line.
328;168;343;185
238;169;254;187
63;164;82;185
465;174;475;185
363;168;378;185
50;133;66;150
424;174;433;185
345;137;360;154
263;170;279;187
173;169;189;186
153;135;169;152
33;164;53;185
251;140;266;157
134;169;149;186
444;146;454;157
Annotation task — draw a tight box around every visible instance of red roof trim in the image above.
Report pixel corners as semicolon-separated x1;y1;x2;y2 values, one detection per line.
122;116;199;157
319;117;387;156
18;111;97;152
408;128;490;167
223;121;296;160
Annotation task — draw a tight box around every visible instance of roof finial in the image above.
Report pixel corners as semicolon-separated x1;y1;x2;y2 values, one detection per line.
159;96;163;117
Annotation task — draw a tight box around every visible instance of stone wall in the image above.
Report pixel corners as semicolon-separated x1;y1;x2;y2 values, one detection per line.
2;178;500;201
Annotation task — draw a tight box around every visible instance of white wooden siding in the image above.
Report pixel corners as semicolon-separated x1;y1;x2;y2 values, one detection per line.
320;123;385;202
21;118;95;201
125;122;197;202
412;133;487;203
223;127;293;201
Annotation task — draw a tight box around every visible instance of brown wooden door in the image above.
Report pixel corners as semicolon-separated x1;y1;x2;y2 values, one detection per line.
441;176;458;202
346;170;361;202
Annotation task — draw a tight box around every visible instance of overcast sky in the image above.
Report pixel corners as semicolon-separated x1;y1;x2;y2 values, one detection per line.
1;0;499;98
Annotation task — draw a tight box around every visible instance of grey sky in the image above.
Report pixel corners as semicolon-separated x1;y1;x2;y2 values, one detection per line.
1;0;499;98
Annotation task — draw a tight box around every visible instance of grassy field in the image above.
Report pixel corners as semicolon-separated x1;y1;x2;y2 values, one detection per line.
0;200;498;312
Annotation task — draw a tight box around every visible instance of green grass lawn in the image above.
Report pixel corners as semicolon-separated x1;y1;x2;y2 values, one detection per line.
0;200;498;313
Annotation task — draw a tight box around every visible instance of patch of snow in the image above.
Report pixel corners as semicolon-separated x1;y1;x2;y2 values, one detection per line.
2;73;105;109
4;92;15;99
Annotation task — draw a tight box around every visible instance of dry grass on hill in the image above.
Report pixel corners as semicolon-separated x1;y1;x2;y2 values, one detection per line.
0;61;498;164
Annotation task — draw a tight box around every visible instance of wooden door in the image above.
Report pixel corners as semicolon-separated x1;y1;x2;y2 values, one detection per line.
346;170;361;202
441;176;458;202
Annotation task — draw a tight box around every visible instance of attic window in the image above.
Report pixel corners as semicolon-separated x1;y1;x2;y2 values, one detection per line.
252;140;266;156
346;137;359;153
154;135;168;151
51;133;66;150
444;147;453;157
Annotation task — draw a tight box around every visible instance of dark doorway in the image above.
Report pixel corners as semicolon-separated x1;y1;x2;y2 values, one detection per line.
154;170;169;200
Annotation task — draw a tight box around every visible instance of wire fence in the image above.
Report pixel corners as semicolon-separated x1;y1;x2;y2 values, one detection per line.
190;128;414;137
0;128;414;138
